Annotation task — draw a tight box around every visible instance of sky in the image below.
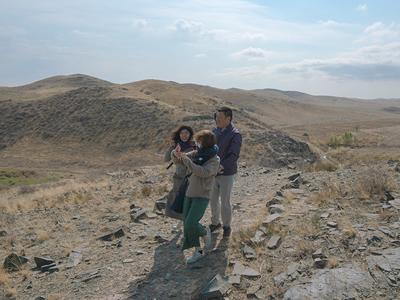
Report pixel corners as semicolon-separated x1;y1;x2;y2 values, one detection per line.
1;0;400;99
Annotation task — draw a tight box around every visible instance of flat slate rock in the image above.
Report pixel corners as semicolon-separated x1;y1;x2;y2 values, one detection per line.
250;230;265;244
263;214;282;225
269;204;285;214
231;261;261;277
388;198;400;210
267;236;282;250
291;189;305;194
99;228;125;241
282;265;374;300
243;244;257;259
65;252;83;269
3;253;29;269
198;274;231;300
34;256;55;268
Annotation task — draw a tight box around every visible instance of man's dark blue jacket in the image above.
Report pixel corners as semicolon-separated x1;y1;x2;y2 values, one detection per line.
212;123;242;176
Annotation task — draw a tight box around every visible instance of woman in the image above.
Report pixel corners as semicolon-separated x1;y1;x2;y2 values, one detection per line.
171;130;220;263
164;125;195;226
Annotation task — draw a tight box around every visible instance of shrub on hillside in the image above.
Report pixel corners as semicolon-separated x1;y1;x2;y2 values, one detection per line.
354;165;396;197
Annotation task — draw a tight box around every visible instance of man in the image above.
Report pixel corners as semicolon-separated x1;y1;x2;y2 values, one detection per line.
210;107;242;238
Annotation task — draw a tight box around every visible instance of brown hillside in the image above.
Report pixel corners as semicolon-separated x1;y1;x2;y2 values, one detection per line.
0;74;114;101
0;77;318;170
1;74;400;171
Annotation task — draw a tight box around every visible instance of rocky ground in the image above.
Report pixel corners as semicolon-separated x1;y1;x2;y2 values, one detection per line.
1;161;400;300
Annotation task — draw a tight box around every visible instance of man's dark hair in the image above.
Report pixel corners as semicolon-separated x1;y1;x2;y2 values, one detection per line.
218;107;232;122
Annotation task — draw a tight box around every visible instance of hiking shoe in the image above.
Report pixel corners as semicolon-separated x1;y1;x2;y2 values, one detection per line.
209;223;222;233
202;227;211;247
187;250;205;264
223;226;232;238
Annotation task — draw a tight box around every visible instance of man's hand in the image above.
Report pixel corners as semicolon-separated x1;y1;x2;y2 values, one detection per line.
217;165;224;173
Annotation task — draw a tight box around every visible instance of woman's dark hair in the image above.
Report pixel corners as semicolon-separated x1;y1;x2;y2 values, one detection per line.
170;125;194;142
194;130;217;149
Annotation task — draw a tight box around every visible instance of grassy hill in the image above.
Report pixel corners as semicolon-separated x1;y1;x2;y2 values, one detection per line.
1;74;399;172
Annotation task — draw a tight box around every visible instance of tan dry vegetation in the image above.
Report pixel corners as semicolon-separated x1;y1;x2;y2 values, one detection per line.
1;75;400;299
2;74;399;172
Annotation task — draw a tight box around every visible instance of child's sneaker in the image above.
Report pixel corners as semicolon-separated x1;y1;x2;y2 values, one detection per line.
187;250;205;264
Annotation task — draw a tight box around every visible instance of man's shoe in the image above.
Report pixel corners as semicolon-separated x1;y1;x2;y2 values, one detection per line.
209;223;222;233
223;226;232;238
187;250;205;264
202;227;211;247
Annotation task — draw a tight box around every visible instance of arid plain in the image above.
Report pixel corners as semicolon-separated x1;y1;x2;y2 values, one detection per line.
1;74;400;299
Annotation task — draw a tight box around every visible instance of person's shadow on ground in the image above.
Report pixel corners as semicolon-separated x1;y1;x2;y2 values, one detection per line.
127;231;229;299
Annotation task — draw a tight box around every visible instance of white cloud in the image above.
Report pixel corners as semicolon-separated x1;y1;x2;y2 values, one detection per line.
359;22;399;42
171;19;204;34
356;4;367;11
220;42;400;82
318;20;340;26
195;53;206;58
133;19;148;30
242;33;268;41
72;30;105;38
231;47;275;61
0;26;26;37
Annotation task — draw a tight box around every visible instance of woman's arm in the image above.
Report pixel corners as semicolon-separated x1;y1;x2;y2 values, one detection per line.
171;149;186;166
163;140;176;162
164;146;174;162
182;155;220;178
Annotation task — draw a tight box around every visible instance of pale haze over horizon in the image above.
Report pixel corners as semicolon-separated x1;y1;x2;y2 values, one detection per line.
1;0;400;99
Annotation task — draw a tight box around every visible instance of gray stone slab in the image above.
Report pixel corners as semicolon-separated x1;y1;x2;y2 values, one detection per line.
262;214;282;225
198;274;231;300
379;226;395;238
267;236;282;250
382;247;400;270
243;244;257;259
269;204;285;214
388;198;400;210
228;275;241;285
282;265;374;300
291;189;304;194
250;230;265;244
231;261;261;277
99;228;125;241
34;256;55;268
65;252;83;269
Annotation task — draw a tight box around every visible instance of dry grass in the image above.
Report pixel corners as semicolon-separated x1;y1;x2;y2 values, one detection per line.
157;183;168;194
353;165;397;197
330;148;400;168
327;256;340;269
284;190;294;203
379;210;399;222
311;179;343;206
232;219;263;246
20;269;29;280
291;238;314;260
0;177;110;214
36;229;50;242
0;268;9;284
141;185;152;197
5;287;16;297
